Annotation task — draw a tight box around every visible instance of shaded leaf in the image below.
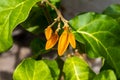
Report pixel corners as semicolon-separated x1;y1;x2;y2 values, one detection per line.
93;70;117;80
63;56;95;80
43;60;60;80
103;4;120;19
69;12;120;78
13;58;53;80
21;0;61;34
103;4;120;24
0;0;41;52
21;5;48;34
30;38;46;55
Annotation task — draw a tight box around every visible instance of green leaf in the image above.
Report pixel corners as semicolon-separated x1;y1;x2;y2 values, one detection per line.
43;60;60;80
49;0;60;7
103;4;120;23
21;5;48;34
63;56;95;80
13;58;53;80
69;12;120;78
93;70;117;80
30;38;46;55
0;0;41;52
21;0;61;34
103;4;120;19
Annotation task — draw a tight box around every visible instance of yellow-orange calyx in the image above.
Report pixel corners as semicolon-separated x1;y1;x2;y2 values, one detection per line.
45;31;59;50
58;27;69;56
45;26;53;40
58;27;76;56
68;32;76;48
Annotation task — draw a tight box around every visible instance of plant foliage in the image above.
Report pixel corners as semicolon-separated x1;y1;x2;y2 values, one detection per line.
0;0;120;80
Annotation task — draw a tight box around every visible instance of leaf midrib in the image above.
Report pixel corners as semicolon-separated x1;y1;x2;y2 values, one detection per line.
77;31;120;75
0;1;25;12
25;62;30;80
0;1;25;39
71;59;80;80
76;18;112;31
32;61;36;80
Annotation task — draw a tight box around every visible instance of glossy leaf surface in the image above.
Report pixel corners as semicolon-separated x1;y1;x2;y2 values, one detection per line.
63;56;95;80
69;12;120;78
13;58;53;80
0;0;41;52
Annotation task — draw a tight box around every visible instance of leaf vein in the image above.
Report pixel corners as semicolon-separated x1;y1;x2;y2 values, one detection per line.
71;60;80;80
77;31;120;74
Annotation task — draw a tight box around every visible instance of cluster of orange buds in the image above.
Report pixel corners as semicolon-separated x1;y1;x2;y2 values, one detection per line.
45;25;76;56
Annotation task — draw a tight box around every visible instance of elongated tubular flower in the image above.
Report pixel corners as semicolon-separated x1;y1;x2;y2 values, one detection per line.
58;27;69;56
58;27;76;56
45;26;53;40
45;31;59;50
68;32;76;48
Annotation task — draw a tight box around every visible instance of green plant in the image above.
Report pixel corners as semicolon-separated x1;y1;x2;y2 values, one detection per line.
0;0;120;80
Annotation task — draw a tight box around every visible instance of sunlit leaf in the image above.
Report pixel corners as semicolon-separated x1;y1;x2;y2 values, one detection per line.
63;56;95;80
69;12;120;78
13;58;53;80
0;0;41;52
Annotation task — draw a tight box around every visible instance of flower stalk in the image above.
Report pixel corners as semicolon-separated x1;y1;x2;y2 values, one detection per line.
43;0;68;24
43;0;76;56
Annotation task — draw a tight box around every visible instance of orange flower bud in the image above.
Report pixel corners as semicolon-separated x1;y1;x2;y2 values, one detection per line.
58;29;69;56
68;32;76;48
63;26;69;30
45;32;59;50
45;26;53;40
